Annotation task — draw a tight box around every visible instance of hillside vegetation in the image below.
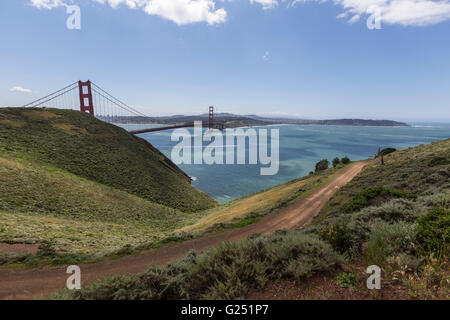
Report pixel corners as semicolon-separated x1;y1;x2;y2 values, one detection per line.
0;154;343;262
57;139;449;300
0;108;216;212
0;108;346;263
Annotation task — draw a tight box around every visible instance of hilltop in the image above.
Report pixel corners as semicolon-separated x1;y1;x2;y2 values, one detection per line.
0;108;216;212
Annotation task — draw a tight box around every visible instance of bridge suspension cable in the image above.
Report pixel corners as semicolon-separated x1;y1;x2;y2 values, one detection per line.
20;80;152;124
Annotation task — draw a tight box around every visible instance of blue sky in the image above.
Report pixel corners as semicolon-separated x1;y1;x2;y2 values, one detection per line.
1;0;450;121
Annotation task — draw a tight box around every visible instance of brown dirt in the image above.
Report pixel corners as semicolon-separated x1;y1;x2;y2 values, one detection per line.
246;273;412;300
0;161;368;300
0;244;40;255
247;266;412;300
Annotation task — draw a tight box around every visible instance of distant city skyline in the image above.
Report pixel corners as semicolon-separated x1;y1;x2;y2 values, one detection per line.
1;0;450;122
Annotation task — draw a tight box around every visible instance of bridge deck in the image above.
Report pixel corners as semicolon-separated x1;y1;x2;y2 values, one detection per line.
129;122;224;135
128;123;195;135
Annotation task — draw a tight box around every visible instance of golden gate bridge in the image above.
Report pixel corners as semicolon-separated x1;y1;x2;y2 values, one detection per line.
22;80;224;134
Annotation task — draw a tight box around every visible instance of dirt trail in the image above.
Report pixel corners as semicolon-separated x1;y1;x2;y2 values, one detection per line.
0;161;367;300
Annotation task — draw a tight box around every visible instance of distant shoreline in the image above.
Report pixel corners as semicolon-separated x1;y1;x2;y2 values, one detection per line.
116;122;410;128
112;114;409;128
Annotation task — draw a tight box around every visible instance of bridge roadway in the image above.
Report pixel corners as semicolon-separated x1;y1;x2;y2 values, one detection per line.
128;123;195;135
129;122;224;135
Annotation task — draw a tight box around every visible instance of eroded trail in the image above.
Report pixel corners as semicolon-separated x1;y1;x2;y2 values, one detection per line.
0;162;368;299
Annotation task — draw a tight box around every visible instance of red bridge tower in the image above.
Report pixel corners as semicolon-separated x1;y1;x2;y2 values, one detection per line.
78;80;94;115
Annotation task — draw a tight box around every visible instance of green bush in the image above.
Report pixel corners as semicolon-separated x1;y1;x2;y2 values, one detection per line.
315;159;329;172
54;231;343;300
341;156;350;164
351;199;421;224
428;156;450;167
366;221;418;267
317;223;355;254
335;272;360;288
417;208;450;256
332;157;340;167
417;190;450;210
377;148;397;157
340;187;417;213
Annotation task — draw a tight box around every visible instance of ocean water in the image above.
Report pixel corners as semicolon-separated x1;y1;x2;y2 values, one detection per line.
121;123;450;204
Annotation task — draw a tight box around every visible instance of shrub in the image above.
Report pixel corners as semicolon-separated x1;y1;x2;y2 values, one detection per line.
53;231;343;300
428;156;450;167
351;199;421;224
262;232;342;281
332;157;340;167
335;272;360;288
417;208;450;256
366;221;418;267
376;148;397;157
317;223;355;254
341;156;350;164
315;159;329;172
340;187;417;213
417;190;450;210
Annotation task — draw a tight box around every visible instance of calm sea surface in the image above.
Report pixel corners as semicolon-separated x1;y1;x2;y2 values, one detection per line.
121;123;450;204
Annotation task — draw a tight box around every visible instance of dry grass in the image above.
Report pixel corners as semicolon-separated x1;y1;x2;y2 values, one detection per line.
0;120;26;128
0;210;164;256
52;123;88;135
23;110;61;120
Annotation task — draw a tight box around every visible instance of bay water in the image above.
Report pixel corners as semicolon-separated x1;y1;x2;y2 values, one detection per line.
121;123;450;204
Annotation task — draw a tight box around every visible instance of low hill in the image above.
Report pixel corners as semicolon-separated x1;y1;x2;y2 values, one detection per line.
0;108;216;212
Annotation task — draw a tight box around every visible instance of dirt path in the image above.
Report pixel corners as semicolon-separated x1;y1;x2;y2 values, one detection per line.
0;162;368;300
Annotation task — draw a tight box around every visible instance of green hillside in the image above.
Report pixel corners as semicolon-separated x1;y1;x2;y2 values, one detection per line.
0;156;211;257
0;108;216;212
58;139;449;300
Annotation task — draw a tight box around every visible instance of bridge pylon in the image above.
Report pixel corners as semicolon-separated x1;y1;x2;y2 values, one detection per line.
78;80;94;115
209;106;214;130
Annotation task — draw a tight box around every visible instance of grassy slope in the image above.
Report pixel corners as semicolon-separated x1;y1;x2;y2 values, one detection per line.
0;156;208;256
57;139;449;300
0;108;216;212
316;138;450;221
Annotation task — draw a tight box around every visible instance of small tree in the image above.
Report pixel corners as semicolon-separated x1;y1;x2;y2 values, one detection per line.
315;159;329;172
341;156;350;164
332;157;340;167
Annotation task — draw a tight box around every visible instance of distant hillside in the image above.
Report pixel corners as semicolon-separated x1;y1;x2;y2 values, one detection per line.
0;108;216;212
140;113;408;127
311;119;408;126
245;115;408;126
152;114;271;128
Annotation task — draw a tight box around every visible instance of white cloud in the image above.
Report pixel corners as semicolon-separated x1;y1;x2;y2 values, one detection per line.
250;0;279;10
10;86;33;93
30;0;73;9
29;0;450;27
293;0;450;26
143;0;227;25
262;51;270;61
35;0;228;25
